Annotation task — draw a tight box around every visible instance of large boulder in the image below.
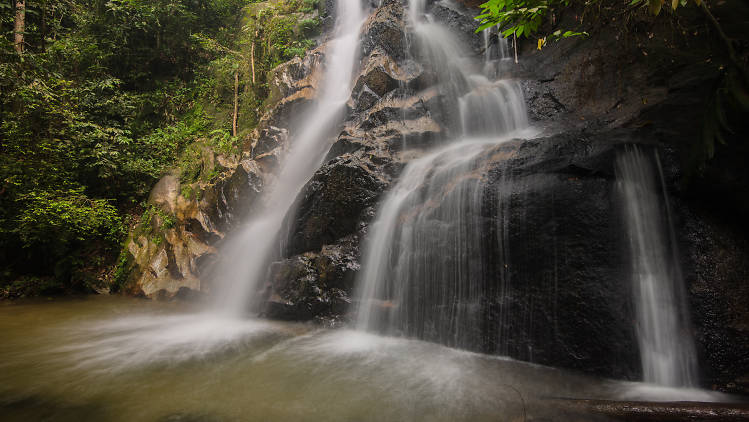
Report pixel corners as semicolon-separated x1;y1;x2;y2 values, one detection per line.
286;151;390;256
262;236;360;322
477;131;638;380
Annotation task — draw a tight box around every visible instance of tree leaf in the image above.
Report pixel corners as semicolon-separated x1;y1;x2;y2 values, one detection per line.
649;0;663;15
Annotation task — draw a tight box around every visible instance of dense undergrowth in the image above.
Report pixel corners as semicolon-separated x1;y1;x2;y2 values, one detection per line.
0;0;321;297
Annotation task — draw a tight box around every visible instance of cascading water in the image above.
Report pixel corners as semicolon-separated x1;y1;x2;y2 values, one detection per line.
212;1;365;315
482;25;510;77
616;145;698;387
355;0;532;350
354;1;703;393
2;4;735;418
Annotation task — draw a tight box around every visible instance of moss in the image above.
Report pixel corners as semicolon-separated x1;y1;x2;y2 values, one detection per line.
181;184;196;200
111;247;133;293
136;204;176;239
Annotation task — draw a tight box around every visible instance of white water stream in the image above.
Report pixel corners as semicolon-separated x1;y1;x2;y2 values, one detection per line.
616;145;698;387
212;1;365;315
354;0;533;343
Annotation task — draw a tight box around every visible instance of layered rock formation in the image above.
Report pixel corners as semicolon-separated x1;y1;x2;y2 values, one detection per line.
118;0;749;394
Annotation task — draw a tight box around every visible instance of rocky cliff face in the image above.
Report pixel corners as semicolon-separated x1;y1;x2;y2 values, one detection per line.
119;0;749;394
510;2;749;393
118;44;324;298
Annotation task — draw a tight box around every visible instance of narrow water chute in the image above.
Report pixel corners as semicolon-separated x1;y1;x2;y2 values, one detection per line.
616;145;698;387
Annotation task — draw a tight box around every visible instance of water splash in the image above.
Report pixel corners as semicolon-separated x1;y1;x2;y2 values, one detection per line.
615;145;698;387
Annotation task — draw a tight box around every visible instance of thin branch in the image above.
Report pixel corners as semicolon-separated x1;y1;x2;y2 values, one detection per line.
700;1;740;68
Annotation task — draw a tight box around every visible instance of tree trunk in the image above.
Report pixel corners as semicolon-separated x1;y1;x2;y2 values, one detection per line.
250;36;256;84
14;0;25;54
232;71;239;137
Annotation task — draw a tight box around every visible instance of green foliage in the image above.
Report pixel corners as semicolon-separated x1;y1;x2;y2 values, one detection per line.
1;276;67;299
476;0;701;40
0;0;319;295
178;145;205;185
0;0;249;293
300;0;320;14
210;129;241;155
111;248;133;293
134;203;176;248
476;0;586;40
629;0;702;16
16;189;123;250
137;204;176;234
181;183;197;200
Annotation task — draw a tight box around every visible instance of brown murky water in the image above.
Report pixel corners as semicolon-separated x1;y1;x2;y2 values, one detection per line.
0;296;724;422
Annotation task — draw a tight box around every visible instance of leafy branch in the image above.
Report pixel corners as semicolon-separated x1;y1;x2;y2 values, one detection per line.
476;0;587;41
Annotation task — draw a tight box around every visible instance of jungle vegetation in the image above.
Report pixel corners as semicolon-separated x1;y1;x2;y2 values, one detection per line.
0;0;320;296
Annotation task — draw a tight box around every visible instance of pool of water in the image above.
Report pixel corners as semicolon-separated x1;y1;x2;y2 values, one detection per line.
0;296;727;422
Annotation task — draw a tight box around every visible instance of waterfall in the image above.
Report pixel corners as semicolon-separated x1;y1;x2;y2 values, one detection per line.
354;0;531;348
616;145;698;387
211;1;365;316
482;25;510;76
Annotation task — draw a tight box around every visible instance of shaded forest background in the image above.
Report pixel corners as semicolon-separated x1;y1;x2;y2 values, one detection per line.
0;0;321;296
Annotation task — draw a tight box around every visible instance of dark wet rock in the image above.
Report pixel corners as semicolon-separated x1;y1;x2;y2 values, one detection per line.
173;286;208;302
513;9;718;133
185;218;221;245
475;131;638;380
252;125;288;158
522;80;569;122
356;90;430;130
354;50;402;97
681;208;749;395
348;89;445;150
261;87;317;135
119;0;749;397
369;116;443;150
354;85;381;112
509;5;749;391
355;129;639;380
267;48;322;106
325;132;375;160
200;159;264;232
262;236;360;320
286;152;390;256
353;49;424;101
361;0;406;60
427;0;483;52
